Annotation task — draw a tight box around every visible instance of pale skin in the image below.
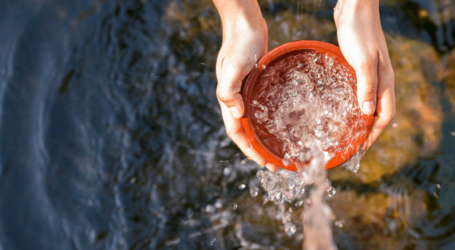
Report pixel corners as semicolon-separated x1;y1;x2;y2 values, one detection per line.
213;0;396;172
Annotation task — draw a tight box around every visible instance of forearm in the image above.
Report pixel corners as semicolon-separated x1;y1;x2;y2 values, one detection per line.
212;0;265;37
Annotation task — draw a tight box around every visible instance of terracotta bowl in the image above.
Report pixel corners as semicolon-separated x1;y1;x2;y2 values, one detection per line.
241;40;374;171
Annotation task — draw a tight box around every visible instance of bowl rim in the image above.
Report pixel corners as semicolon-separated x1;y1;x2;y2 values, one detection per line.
241;40;374;171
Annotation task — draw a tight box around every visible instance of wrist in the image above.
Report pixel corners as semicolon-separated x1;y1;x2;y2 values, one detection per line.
334;0;380;26
213;0;266;38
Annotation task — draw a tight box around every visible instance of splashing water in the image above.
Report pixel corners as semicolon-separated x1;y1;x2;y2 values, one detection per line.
251;49;369;165
253;49;372;249
258;144;337;249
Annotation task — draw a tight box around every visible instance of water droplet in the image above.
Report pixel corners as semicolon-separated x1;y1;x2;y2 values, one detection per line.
285;223;297;236
209;238;216;246
223;167;231;176
233;204;238;209
250;186;259;197
215;200;222;209
274;193;284;204
238;184;246;190
327;186;336;198
205;205;215;213
436;183;441;189
295;200;303;207
282;153;290;166
334;219;344;228
282;213;292;222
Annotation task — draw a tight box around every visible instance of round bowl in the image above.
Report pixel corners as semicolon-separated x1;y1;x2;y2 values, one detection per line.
241;40;374;171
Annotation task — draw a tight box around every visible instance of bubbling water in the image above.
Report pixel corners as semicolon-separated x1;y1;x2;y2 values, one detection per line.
251;49;369;166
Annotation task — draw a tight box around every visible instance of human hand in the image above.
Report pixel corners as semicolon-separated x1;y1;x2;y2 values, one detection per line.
334;0;396;149
213;0;277;171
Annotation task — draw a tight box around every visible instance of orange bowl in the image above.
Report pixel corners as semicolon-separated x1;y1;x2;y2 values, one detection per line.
241;40;374;171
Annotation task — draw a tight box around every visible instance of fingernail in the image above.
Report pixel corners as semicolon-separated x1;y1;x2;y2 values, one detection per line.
362;101;375;115
229;107;240;118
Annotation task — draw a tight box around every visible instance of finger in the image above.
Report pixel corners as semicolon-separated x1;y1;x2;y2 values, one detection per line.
216;57;252;119
266;163;278;172
363;70;395;149
354;60;379;115
220;101;277;171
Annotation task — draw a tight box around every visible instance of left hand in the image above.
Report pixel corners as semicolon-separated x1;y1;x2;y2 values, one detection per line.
334;0;396;149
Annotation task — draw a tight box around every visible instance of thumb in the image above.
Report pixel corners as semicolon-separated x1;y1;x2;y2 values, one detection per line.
354;62;378;115
216;63;249;119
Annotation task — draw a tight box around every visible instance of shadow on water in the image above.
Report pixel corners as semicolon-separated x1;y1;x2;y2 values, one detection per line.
0;0;454;249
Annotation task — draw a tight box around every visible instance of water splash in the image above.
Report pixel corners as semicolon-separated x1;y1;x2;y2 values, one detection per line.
252;49;369;163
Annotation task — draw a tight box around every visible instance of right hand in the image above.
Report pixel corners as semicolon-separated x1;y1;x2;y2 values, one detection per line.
215;9;277;171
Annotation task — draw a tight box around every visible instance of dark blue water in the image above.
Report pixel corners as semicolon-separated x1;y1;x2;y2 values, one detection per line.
0;0;454;249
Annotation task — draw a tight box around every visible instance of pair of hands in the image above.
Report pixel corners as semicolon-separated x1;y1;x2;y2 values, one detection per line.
214;0;395;171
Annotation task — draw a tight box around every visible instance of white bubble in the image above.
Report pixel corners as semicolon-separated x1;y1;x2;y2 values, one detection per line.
285;223;297;236
250;186;259;197
326;186;336;198
223;167;231;176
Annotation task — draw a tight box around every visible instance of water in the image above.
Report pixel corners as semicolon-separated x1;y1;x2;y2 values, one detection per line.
0;0;454;249
252;50;368;163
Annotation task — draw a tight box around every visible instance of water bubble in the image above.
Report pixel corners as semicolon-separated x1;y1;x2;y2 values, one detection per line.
215;200;222;209
238;184;246;190
334;219;344;228
282;153;290;166
327;186;336;198
274;193;285;204
205;205;215;213
250;186;259;197
282;212;292;223
223;167;231;176
285;223;297;236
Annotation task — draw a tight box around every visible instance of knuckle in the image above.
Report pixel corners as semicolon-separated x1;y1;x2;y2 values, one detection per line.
225;128;239;140
359;85;376;99
358;61;376;74
391;107;396;119
216;89;231;103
